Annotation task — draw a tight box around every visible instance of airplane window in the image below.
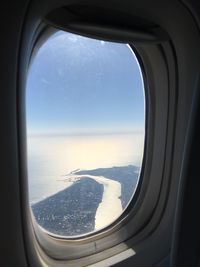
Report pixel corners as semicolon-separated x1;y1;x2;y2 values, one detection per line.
26;30;145;237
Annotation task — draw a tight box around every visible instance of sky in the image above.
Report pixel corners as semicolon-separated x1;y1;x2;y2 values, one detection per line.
26;31;145;135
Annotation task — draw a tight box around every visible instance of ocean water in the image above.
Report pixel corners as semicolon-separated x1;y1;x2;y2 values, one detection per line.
27;133;144;204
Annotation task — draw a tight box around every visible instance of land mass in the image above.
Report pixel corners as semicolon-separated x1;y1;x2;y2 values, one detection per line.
72;165;139;208
32;165;139;236
32;178;103;236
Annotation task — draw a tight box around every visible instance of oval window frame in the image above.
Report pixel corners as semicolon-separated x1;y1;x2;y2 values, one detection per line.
18;7;173;264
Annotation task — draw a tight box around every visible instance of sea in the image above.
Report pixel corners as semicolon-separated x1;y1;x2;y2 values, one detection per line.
27;133;144;204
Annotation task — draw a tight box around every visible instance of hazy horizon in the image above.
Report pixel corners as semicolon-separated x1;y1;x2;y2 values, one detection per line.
27;129;144;137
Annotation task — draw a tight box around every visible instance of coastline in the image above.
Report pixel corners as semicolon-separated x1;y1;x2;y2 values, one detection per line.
68;173;122;230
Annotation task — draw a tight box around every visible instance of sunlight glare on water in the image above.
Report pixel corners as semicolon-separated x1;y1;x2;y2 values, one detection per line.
27;133;144;203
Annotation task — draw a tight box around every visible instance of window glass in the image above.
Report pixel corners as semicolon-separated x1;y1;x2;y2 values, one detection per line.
26;30;145;237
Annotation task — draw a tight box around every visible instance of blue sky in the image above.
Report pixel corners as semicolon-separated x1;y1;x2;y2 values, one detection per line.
26;31;145;135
